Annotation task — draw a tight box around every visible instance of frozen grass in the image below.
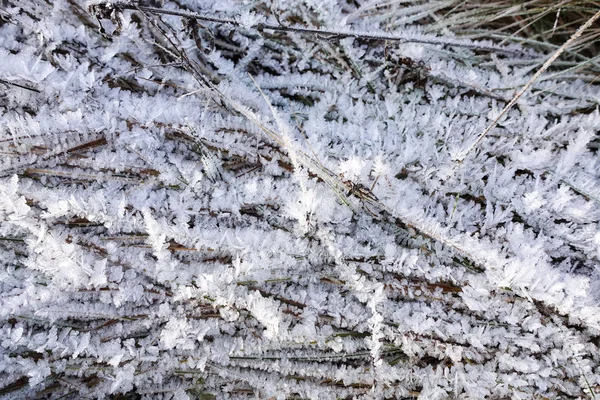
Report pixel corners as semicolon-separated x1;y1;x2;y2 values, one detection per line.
433;0;600;55
0;0;599;399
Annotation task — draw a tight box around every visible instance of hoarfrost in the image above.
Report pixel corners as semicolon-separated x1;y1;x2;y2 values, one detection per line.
1;0;599;398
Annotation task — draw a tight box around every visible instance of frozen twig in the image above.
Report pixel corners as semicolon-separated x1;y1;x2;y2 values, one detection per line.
91;1;530;55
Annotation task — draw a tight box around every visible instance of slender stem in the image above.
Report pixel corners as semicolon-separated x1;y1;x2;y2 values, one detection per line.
120;5;526;54
0;78;40;92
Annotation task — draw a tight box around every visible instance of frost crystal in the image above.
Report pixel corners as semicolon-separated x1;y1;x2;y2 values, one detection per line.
1;0;600;398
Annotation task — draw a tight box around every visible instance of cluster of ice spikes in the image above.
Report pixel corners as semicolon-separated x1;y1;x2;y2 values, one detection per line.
0;0;599;398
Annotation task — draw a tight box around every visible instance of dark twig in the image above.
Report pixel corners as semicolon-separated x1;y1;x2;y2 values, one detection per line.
114;4;530;55
0;78;41;93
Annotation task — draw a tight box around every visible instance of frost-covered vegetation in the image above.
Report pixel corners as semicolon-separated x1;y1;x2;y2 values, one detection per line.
1;0;600;398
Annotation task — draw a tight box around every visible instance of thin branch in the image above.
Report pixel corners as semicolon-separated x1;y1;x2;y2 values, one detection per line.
0;78;41;93
115;4;529;55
